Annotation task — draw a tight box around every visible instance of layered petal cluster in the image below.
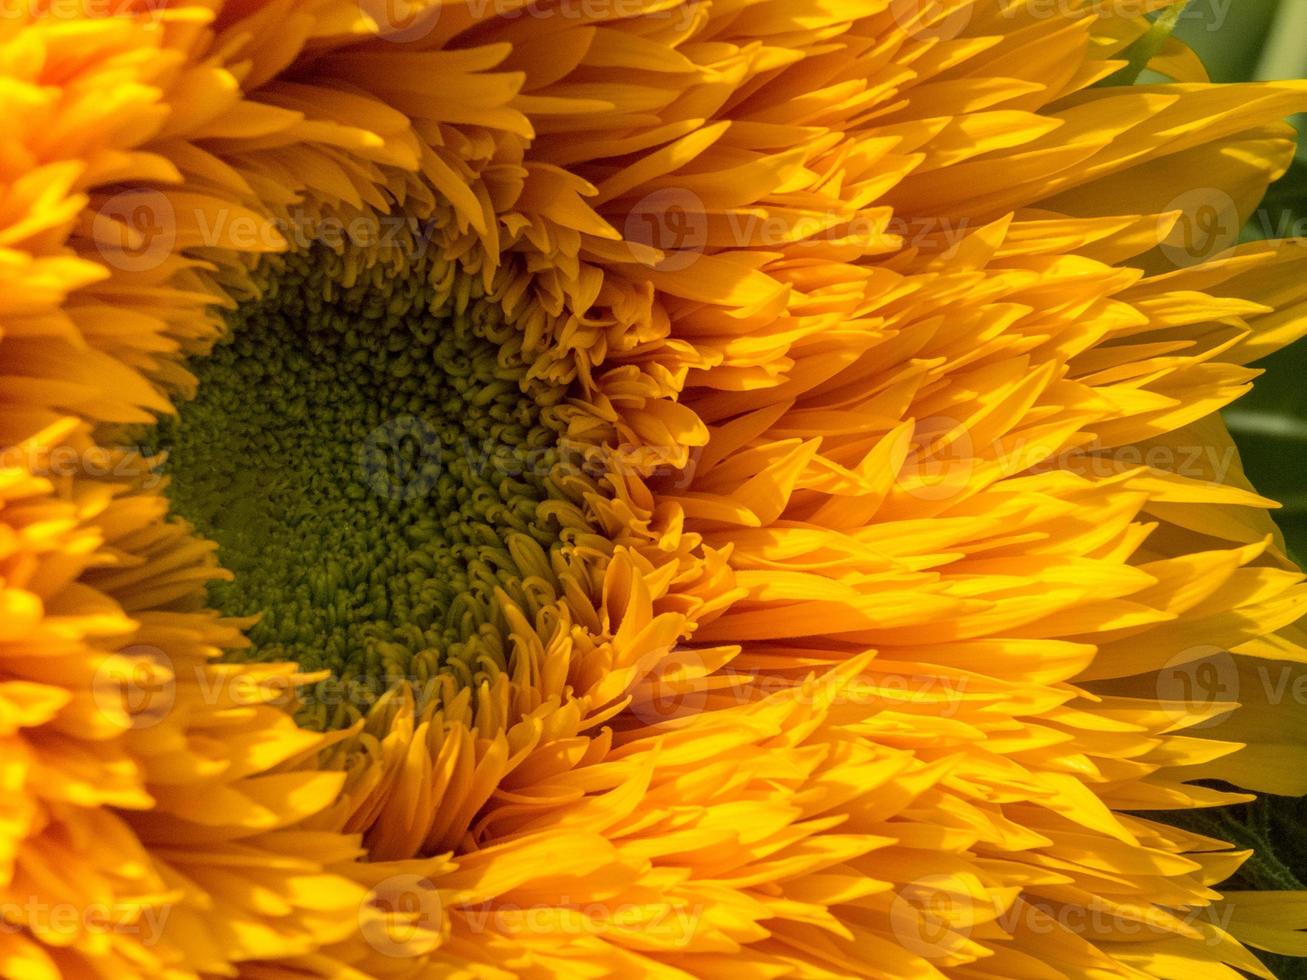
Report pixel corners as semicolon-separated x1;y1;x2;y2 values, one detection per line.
5;0;1307;977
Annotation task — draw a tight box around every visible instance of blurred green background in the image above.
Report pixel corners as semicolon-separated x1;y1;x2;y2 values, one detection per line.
1146;9;1307;978
1134;11;1307;977
1176;0;1307;563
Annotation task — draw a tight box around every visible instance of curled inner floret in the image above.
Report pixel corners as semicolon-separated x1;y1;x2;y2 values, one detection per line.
155;240;584;728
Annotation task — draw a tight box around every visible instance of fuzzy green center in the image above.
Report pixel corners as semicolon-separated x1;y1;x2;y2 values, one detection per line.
155;246;571;726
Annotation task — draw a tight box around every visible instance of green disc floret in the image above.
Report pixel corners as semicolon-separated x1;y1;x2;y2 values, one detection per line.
153;243;572;727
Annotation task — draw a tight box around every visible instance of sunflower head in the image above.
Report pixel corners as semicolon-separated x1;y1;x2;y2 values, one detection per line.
5;0;1307;977
151;231;589;729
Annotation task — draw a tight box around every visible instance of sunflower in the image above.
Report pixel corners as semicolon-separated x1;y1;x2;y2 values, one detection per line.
6;0;1307;975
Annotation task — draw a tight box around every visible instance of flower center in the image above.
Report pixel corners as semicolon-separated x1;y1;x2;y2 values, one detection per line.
155;242;574;727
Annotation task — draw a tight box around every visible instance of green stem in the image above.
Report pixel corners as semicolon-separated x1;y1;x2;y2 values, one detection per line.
1100;1;1195;87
